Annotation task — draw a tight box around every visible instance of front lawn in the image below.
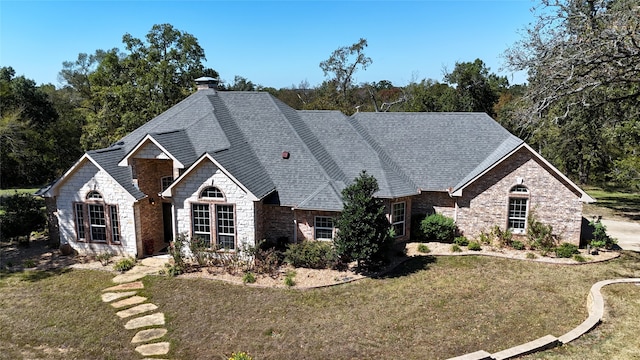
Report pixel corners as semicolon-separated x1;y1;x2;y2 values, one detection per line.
583;186;640;222
1;252;638;360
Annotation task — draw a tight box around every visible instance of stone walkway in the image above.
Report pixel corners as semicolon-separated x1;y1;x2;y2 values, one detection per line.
101;256;171;359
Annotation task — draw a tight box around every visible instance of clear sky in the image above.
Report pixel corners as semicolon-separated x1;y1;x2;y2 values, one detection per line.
0;0;535;89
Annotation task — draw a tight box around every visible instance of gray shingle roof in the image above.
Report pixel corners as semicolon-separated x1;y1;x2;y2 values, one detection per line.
52;89;526;209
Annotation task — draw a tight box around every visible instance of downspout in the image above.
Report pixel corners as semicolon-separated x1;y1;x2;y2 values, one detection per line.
292;208;298;243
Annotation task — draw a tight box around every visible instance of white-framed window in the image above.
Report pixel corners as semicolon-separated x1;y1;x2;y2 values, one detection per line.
391;202;406;237
191;188;235;249
73;191;121;244
314;216;335;240
161;176;174;191
508;185;529;234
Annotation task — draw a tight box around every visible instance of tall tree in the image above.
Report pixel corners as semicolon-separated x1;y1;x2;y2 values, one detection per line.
444;58;508;116
505;0;640;186
60;24;218;150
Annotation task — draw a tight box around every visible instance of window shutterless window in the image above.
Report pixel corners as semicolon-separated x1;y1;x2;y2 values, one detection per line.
314;216;335;240
508;185;529;234
161;176;174;191
391;202;406;237
191;203;236;250
191;203;212;246
73;191;121;245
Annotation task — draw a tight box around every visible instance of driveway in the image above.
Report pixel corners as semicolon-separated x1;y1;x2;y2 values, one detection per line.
600;219;640;252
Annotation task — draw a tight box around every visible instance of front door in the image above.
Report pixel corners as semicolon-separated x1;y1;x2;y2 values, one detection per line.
162;202;173;243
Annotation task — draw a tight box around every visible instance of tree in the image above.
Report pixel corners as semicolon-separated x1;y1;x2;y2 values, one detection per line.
334;171;392;270
59;24;218;150
505;0;640;186
444;59;508;116
319;38;372;112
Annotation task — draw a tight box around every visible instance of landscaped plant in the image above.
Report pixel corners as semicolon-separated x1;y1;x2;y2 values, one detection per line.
284;240;336;269
229;352;253;360
190;236;211;267
242;272;256;284
334;171;392;270
417;244;431;253
526;252;537;259
96;252;115;266
573;254;587;262
454;236;469;246
114;257;136;272
555;243;579;258
250;242;282;277
527;212;557;251
420;213;456;243
511;240;525;250
284;270;296;287
490;225;513;248
589;220;617;250
468;241;482;251
164;233;188;276
451;244;462;252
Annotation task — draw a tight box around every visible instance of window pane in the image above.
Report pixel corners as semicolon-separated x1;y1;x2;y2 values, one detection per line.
75;204;85;240
201;186;224;199
508;198;528;231
161;176;174;191
216;205;235;249
314;216;334;240
88;204;107;242
110;205;120;244
192;204;211;247
391;202;405;237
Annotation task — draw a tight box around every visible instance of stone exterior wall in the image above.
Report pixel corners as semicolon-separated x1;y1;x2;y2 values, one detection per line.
456;147;583;244
133;157;173;254
54;159;137;257
172;160;256;250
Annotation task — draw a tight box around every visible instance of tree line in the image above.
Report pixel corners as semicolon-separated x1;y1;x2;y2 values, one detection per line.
1;0;638;191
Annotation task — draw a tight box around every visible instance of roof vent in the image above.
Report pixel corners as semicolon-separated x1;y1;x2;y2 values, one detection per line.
195;77;219;90
282;151;290;159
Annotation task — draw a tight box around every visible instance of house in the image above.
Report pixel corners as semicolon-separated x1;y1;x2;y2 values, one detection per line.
40;77;594;258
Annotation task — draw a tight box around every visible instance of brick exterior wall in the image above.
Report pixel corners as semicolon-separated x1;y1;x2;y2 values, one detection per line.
295;210;339;241
455;147;583;244
54;159;137;257
132;157;173;254
172;160;256;250
256;203;295;243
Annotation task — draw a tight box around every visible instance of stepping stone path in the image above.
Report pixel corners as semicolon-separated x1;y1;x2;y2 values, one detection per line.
101;256;172;358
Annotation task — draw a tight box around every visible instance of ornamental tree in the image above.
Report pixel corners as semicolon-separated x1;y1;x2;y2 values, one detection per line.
334;171;392;270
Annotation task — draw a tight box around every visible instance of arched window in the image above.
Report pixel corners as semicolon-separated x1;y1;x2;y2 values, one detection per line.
200;186;224;199
74;191;120;245
508;185;529;234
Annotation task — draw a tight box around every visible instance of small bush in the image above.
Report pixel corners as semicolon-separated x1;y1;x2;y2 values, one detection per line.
511;240;525;250
555;243;579;258
96;252;115;266
451;244;462;253
454;236;469;246
23;259;36;268
491;225;513;248
114;257;136;272
284;241;336;269
417;244;431;253
527;212;557;251
468;241;482;251
573;254;587;263
421;213;456;243
590;220;617;249
229;352;253;360
526;252;537;259
243;272;256;284
284;270;296;287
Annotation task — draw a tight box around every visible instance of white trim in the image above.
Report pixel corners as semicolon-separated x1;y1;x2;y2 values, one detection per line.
391;201;406;237
45;154;136;202
117;134;185;168
451;143;595;203
314;216;335;241
161;153;259;201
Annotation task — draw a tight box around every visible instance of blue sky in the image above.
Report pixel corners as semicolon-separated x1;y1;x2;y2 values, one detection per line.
0;0;535;89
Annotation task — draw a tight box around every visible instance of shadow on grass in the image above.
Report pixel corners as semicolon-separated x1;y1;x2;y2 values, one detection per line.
16;268;72;282
374;256;437;279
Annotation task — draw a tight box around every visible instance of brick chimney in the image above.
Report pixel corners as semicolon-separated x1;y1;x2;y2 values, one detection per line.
195;77;219;90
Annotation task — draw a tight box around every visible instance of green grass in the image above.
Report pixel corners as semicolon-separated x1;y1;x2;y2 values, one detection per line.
583;186;640;222
1;253;638;360
0;188;39;197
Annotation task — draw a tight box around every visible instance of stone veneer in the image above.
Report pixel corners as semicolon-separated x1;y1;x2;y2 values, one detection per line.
455;147;583;244
54;159;137;256
172;160;256;250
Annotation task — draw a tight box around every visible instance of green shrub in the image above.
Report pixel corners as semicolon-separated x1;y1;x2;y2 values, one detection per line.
451;244;462;253
96;252;115;266
589;220;617;249
573;254;587;262
417;244;431;253
490;225;513;248
526;252;537;259
243;272;256;284
229;352;253;360
114;257;136;272
454;236;469;246
23;259;36;268
527;213;557;251
0;192;46;243
468;241;482;251
284;240;336;269
511;240;525;250
284;270;296;287
421;213;456;243
555;243;579;258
